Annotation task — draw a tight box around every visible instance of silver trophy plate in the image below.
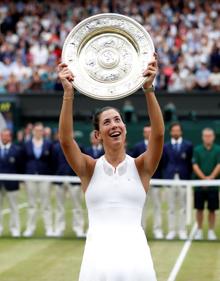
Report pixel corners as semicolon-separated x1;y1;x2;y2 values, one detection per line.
62;13;155;100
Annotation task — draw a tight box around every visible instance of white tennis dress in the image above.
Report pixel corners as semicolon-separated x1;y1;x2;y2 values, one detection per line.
79;154;157;281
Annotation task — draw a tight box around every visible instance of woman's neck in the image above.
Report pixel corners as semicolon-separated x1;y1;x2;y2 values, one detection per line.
104;147;126;168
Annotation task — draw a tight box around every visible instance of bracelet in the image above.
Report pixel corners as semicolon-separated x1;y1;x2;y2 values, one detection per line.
142;86;154;94
63;95;73;101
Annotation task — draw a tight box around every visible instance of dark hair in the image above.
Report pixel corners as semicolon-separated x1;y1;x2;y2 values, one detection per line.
92;106;123;131
169;121;182;132
34;122;44;128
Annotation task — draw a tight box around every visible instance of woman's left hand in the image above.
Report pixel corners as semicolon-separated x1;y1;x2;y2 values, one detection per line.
142;53;158;89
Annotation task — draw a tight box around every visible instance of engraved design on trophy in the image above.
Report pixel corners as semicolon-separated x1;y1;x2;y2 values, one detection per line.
82;35;133;83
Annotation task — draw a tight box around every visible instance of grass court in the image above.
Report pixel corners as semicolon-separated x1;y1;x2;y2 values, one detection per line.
0;187;219;281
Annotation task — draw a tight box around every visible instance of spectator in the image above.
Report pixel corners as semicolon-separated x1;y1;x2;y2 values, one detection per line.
52;140;86;238
0;74;7;93
132;126;150;158
163;122;193;240
168;66;185;93
193;128;220;240
29;42;49;66
23;122;33;142
22;122;53;237
3;112;14;132
6;73;19;93
44;126;52;140
0;1;220;93
195;62;211;90
209;43;220;71
29;71;42;91
19;73;31;93
0;128;22;237
209;66;220;91
132;126;164;239
16;129;24;147
84;130;104;159
180;66;196;91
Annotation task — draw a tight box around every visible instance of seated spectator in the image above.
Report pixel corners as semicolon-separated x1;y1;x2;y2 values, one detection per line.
209;66;220;91
195;63;211;90
0;74;6;93
181;67;196;91
29;71;42;91
168;66;185;93
209;43;220;71
0;0;220;93
6;73;20;93
19;73;31;93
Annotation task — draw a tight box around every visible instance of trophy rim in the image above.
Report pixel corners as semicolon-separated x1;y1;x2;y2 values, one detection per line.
62;13;155;100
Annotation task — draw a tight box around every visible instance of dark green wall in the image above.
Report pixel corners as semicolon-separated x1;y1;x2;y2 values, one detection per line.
74;119;220;149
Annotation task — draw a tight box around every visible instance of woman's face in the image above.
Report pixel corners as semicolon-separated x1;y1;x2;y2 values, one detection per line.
97;109;126;148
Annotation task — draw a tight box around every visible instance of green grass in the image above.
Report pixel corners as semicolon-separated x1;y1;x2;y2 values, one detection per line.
1;238;219;281
0;186;219;281
0;238;84;281
177;242;220;281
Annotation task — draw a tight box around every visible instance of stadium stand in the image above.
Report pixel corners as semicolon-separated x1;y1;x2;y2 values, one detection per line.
0;0;220;93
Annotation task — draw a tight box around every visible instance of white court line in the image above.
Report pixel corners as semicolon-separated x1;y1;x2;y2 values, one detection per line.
2;203;28;215
167;223;198;281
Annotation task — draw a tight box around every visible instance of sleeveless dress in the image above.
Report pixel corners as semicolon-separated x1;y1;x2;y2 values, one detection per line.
78;155;157;281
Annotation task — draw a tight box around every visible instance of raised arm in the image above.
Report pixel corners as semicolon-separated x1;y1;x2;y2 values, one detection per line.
135;54;165;184
58;63;95;185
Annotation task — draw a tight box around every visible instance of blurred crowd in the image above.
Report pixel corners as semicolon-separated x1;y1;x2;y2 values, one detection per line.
0;0;220;94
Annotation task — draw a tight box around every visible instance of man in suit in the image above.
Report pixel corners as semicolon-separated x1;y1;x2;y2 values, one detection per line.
22;122;53;237
163;122;193;240
0;128;22;237
132;126;151;158
52;140;86;238
132;126;164;239
85;130;104;159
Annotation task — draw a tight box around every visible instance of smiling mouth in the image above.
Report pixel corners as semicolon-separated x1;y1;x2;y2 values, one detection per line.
110;132;121;138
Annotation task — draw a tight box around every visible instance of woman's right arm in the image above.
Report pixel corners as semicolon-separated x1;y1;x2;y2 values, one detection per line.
58;63;95;183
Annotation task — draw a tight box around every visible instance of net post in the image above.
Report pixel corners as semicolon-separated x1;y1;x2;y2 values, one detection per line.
186;182;192;225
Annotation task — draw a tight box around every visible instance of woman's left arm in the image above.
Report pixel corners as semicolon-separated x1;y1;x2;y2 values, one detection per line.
135;54;165;180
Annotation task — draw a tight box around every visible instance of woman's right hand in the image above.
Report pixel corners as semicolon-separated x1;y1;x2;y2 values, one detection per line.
57;63;74;93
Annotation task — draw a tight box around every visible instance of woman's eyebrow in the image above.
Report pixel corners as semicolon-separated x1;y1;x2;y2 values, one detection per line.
103;118;110;122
